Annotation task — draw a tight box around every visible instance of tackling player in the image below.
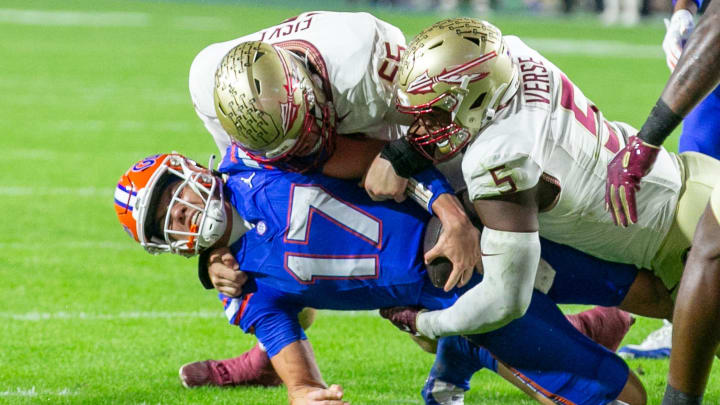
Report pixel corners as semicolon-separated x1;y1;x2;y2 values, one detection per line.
361;18;706;350
189;11;481;288
604;0;720;402
114;151;649;404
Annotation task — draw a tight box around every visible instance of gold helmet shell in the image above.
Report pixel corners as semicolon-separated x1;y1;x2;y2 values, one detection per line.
395;18;519;161
214;41;334;171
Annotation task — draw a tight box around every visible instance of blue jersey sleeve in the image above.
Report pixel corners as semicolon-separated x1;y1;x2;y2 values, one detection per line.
219;286;307;357
218;144;272;173
672;0;704;10
408;167;456;215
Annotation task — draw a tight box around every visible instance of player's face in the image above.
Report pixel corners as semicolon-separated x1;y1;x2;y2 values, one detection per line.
409;108;453;138
154;182;205;241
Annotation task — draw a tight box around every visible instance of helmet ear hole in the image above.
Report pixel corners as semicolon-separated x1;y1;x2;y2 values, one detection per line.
463;36;481;46
254;79;262;95
428;40;444;50
470;92;487;110
253;50;265;62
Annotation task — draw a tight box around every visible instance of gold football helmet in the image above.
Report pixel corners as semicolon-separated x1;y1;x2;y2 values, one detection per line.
395;18;519;161
214;41;335;171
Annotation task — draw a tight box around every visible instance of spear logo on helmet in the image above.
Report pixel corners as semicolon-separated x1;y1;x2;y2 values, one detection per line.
406;51;497;95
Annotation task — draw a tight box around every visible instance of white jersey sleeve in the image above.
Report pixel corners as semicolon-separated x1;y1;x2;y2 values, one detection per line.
462;107;546;199
462;36;682;270
188;11;407;158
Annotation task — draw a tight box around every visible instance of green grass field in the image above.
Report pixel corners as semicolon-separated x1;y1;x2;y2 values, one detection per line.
1;0;717;403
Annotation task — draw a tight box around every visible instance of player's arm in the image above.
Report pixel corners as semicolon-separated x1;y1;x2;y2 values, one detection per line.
606;0;720;226
417;186;541;338
321;135;387;180
271;340;348;405
196;247;247;295
227;289;346;405
364;141;481;289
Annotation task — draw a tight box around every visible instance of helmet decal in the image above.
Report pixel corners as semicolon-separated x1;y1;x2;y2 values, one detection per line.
114;182;137;213
131;154;162;172
214;40;336;172
394;18;517;162
406;51;496;95
277;47;302;135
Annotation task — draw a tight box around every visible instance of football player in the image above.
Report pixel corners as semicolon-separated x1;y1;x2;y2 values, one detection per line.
190;9;481;306
362;18;709;351
188;12;482;392
605;0;720;402
114;151;649;404
613;0;715;362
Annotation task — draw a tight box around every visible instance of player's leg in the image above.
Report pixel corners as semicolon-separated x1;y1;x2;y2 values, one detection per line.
466;290;646;405
179;307;316;388
422;335;496;405
422;305;633;405
564;306;634;352
665;201;720;402
628;151;720;362
541;237;673;319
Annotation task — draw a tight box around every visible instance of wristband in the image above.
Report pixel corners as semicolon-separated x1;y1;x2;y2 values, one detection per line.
637;99;684;146
197;250;214;290
380;138;434;178
661;384;702;405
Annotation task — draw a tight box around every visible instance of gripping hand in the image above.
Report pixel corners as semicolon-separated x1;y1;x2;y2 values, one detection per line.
605;136;660;227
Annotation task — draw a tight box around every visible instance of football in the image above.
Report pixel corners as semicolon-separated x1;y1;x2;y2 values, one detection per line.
423;216;453;288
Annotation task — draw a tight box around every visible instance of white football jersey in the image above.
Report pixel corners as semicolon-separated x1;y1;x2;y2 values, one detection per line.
462;36;682;269
189;11;407;157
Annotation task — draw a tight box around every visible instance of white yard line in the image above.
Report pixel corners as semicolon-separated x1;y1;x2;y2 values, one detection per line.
0;186;109;196
0;241;134;250
0;9;148;27
1;309;375;321
1;310;222;321
523;37;662;58
0;387;75;397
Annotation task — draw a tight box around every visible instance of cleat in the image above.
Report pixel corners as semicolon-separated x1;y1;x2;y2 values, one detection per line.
422;376;466;405
179;360;215;388
618;320;672;359
379;306;425;335
179;344;282;388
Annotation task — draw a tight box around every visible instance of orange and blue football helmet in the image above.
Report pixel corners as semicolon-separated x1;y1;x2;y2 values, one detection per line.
114;153;227;257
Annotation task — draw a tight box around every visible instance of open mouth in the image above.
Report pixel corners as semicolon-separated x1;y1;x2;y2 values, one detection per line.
190;210;201;231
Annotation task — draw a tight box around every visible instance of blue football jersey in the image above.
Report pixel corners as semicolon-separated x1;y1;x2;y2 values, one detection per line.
217;146;459;355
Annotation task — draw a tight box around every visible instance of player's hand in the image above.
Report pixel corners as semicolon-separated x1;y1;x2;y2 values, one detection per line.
605;136;660;227
361;153;408;203
297;384;349;405
425;217;482;292
662;9;694;71
207;247;247;297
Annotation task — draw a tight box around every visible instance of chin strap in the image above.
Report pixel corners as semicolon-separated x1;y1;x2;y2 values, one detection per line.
483;65;520;127
198;198;227;249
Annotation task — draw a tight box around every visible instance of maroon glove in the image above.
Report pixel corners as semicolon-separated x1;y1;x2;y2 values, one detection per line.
605;136;660;227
